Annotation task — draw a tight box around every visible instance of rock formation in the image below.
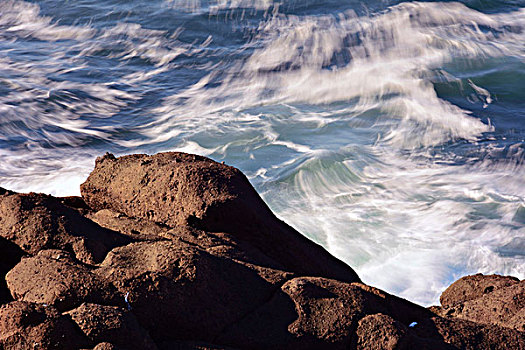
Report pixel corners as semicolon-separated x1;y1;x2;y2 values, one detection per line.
0;152;523;349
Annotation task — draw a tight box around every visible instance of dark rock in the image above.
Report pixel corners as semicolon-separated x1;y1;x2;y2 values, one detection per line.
429;316;525;349
81;152;360;283
158;340;240;350
0;301;90;349
59;195;91;211
88;208;294;272
217;277;435;349
0;236;24;305
355;313;408;350
0;191;132;265
95;240;282;342
92;342;120;350
5;249;122;312
66;303;157;349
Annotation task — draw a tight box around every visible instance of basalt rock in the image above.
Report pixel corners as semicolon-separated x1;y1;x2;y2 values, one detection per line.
0;152;523;349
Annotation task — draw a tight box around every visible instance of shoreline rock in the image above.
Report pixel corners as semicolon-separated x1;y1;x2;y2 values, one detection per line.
0;152;523;349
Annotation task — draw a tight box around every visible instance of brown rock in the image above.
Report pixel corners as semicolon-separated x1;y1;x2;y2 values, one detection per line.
95;240;281;342
439;276;524;331
0;301;89;349
158;340;240;350
2;153;524;350
87;208;292;272
67;303;157;349
440;274;520;308
0;191;132;265
87;208;168;240
5;249;122;311
429;316;525;350
355;313;408;350
81;152;359;283
217;277;434;349
92;343;119;350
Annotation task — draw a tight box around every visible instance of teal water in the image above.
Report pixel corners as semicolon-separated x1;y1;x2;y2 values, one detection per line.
0;0;524;305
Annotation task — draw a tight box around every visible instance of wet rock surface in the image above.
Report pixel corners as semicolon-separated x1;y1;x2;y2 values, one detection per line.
0;152;523;349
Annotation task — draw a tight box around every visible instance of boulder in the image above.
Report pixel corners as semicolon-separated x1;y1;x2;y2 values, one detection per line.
88;208;294;272
218;276;525;350
440;274;520;308
92;343;120;350
67;303;157;349
437;274;524;331
355;314;408;350
5;249;122;311
0;190;132;265
81;152;360;283
0;301;89;349
95;240;283;342
216;277;435;349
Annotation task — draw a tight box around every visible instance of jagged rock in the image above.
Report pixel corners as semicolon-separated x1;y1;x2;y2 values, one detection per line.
80;152;360;283
436;274;524;331
0;190;132;265
66;303;157;349
0;301;89;349
5;249;122;312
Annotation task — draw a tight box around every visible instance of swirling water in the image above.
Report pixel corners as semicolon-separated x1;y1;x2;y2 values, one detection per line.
0;0;524;305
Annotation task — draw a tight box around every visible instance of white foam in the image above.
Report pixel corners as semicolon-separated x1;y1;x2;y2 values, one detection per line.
1;0;524;306
135;2;525;151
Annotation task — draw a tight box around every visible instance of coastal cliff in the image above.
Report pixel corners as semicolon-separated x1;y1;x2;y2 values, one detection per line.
0;152;523;349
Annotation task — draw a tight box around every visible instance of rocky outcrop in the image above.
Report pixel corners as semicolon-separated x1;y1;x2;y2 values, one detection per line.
80;152;359;283
0;152;523;349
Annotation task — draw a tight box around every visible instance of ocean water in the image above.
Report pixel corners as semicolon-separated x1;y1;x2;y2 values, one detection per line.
0;0;524;306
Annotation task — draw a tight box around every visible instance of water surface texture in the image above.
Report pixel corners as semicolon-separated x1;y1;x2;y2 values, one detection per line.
1;0;524;305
